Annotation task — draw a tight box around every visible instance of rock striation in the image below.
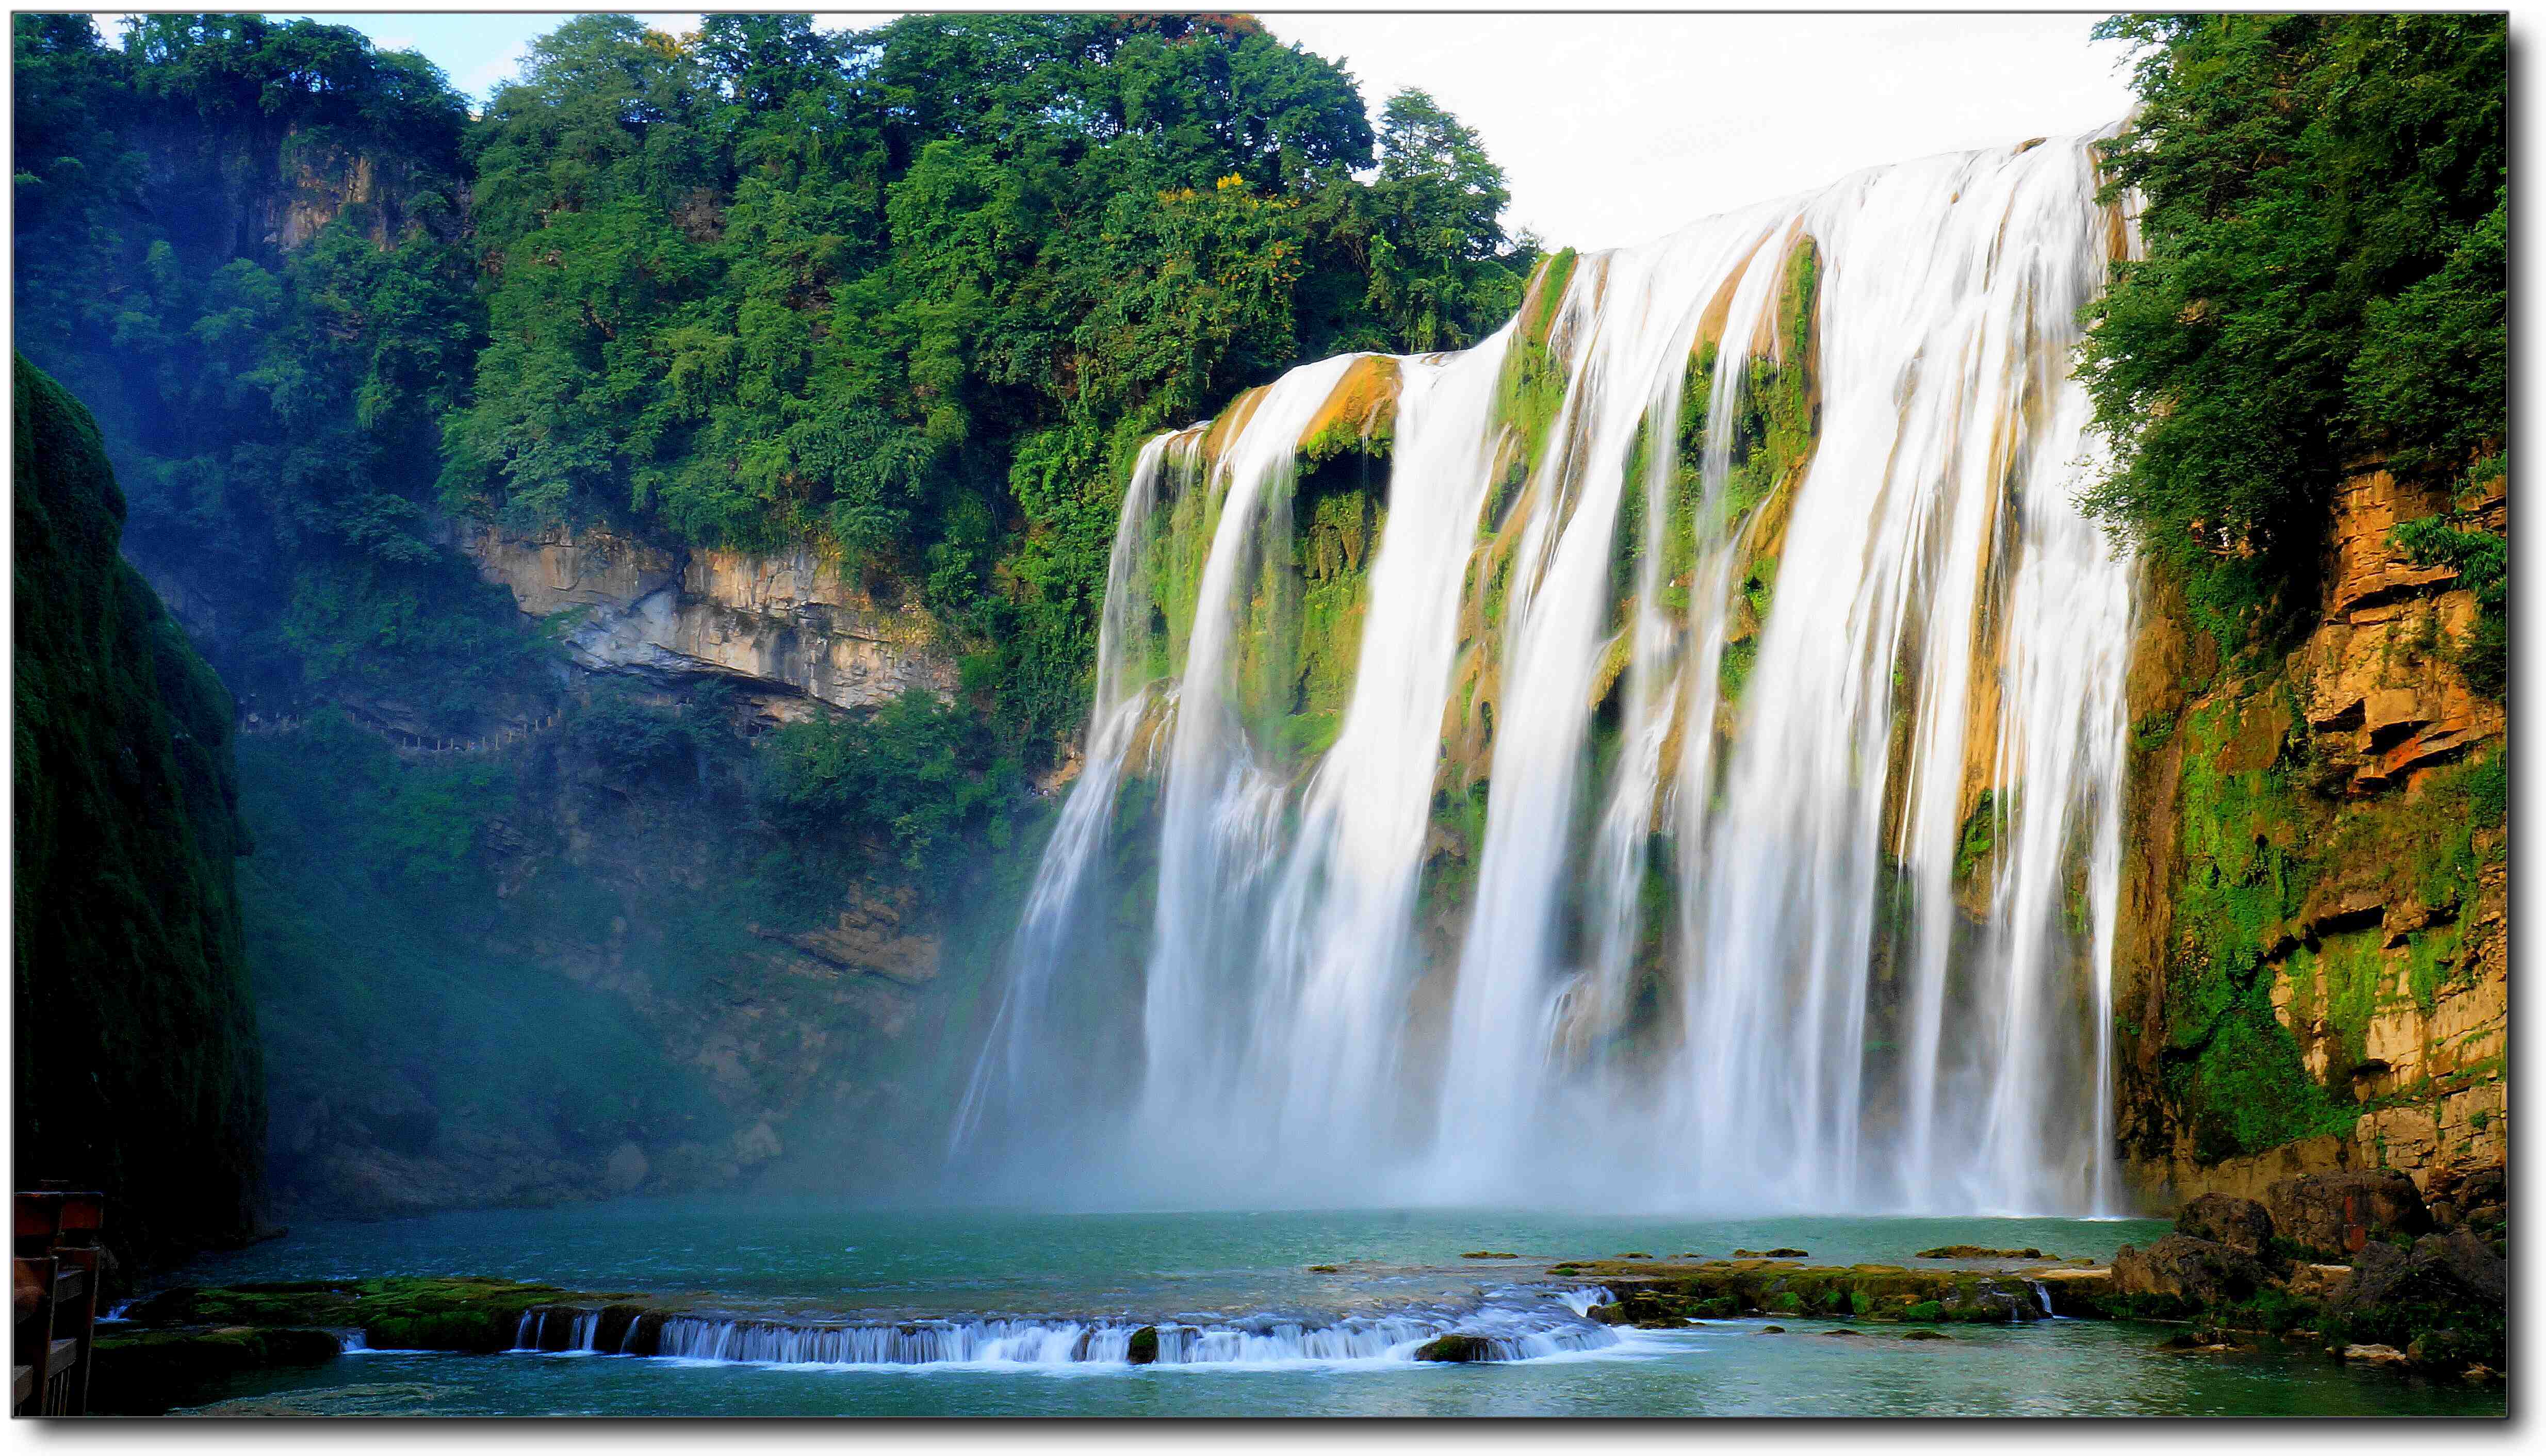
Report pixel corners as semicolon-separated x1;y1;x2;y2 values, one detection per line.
460;521;960;715
2116;463;2507;1206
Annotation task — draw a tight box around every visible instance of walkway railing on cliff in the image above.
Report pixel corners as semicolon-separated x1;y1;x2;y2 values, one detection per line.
236;712;561;757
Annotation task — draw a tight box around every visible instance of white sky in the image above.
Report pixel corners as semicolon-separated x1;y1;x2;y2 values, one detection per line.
93;6;2142;253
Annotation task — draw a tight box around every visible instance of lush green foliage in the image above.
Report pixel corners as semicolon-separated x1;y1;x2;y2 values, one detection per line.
15;12;1528;752
2078;14;2505;650
14;15;515;715
433;12;1527;742
756;689;1022;888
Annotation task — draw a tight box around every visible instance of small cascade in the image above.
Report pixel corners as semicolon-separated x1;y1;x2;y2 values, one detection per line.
1556;1286;1619;1319
504;1288;1623;1369
954;125;2142;1216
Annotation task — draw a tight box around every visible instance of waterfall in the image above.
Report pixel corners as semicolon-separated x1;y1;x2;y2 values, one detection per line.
955;126;2137;1216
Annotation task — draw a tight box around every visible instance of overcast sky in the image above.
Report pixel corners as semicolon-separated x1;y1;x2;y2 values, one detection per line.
109;8;2142;253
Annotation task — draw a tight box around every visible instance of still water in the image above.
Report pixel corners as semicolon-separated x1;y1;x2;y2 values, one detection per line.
163;1198;2501;1417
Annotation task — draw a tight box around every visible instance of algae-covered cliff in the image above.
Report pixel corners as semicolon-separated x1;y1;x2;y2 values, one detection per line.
12;358;265;1266
2086;14;2506;1209
2115;468;2507;1205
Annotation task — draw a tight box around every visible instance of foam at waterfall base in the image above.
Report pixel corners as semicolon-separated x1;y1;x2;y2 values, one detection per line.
509;1286;1636;1371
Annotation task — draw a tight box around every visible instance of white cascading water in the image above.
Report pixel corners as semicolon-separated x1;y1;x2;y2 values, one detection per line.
506;1289;1626;1368
953;126;2137;1215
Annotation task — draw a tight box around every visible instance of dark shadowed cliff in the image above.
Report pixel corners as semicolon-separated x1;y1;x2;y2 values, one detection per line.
13;357;265;1268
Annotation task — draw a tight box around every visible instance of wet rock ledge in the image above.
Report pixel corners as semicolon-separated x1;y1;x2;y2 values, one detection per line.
1556;1257;2066;1327
94;1277;625;1414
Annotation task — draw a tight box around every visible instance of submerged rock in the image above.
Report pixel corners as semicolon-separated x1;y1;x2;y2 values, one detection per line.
129;1276;610;1356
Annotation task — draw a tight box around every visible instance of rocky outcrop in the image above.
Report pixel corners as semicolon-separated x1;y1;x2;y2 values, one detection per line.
2174;1194;2274;1258
2116;463;2507;1206
2103;1169;2504;1376
2109;1235;2268;1311
460;521;959;715
2265;1171;2430;1260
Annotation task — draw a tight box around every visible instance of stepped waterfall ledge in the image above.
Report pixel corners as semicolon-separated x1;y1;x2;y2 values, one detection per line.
952;127;2142;1215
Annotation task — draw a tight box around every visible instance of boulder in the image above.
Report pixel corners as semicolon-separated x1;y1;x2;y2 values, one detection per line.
1124;1326;1161;1365
2109;1235;2268;1310
2428;1164;2506;1235
2264;1171;2428;1259
1413;1333;1492;1363
2322;1230;2506;1370
2342;1343;2408;1368
2328;1229;2505;1317
2175;1194;2274;1258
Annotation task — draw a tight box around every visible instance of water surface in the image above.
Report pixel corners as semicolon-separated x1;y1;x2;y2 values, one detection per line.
165;1198;2502;1417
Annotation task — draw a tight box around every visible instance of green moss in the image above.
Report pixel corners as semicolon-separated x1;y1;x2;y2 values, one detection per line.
90;1324;344;1415
2403;920;2465;1015
1953;789;2003;883
1718;635;1758;706
2166;700;2308;1045
12;357;264;1271
133;1276;600;1354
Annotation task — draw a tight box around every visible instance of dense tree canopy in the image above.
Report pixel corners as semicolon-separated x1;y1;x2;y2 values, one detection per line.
2078;13;2505;662
14;11;1531;746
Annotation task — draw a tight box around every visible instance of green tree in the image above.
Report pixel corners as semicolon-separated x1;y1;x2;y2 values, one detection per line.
2077;14;2505;652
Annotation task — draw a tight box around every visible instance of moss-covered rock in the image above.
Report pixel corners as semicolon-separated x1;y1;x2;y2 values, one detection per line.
130;1276;606;1354
1124;1324;1160;1365
89;1324;342;1415
1413;1333;1492;1363
1572;1258;2049;1326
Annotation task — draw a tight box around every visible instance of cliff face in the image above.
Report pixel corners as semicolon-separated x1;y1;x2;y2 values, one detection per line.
231;520;1000;1221
2115;467;2508;1208
126;112;459;264
244;701;990;1221
457;522;960;717
12;358;265;1267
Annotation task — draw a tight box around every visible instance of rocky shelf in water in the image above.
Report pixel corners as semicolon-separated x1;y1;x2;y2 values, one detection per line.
91;1272;1631;1411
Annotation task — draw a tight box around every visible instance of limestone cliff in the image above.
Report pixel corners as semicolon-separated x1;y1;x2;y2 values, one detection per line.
12;358;265;1267
2115;466;2507;1207
457;522;959;716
